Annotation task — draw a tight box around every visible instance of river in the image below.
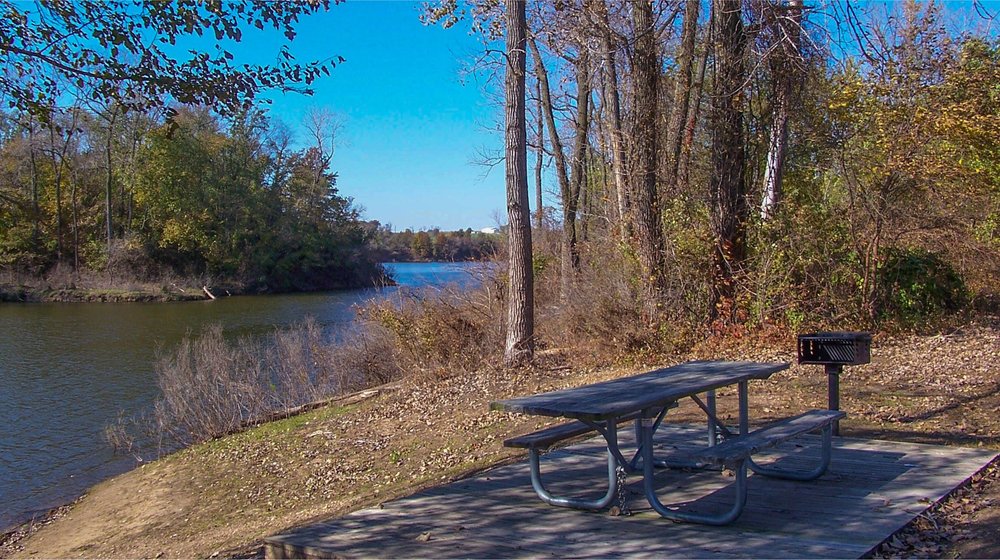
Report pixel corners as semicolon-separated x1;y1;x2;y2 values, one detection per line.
0;262;486;531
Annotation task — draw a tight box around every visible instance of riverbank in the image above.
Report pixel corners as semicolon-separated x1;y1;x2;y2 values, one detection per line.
0;283;210;303
3;318;999;558
0;268;400;303
0;277;393;303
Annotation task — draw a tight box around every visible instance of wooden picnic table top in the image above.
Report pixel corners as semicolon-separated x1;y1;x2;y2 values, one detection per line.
490;360;790;422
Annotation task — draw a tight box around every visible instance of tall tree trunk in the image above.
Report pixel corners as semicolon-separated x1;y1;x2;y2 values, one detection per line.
709;0;749;326
630;0;667;316
760;0;803;221
70;165;80;271
678;18;711;193
27;116;40;248
594;0;630;243
105;106;119;258
529;37;577;300
593;96;615;232
534;77;545;233
124;115;142;234
503;0;534;368
48;125;65;264
665;0;701;193
564;46;592;290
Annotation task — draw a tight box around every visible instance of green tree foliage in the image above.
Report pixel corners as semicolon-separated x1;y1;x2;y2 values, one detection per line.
410;231;432;260
819;4;1000;320
0;0;337;119
0;105;384;292
0;0;385;292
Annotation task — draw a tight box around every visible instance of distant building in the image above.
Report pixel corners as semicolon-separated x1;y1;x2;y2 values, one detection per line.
479;227;498;234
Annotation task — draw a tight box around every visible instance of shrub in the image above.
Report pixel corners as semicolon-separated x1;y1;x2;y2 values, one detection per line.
535;238;699;363
877;248;967;325
361;279;504;376
109;318;404;454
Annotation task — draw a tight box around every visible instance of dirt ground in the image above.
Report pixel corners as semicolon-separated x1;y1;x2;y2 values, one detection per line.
2;316;998;559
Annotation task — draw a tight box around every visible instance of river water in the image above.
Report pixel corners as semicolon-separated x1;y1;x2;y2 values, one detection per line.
0;262;485;531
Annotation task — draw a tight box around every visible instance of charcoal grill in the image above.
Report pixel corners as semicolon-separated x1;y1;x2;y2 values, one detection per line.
797;332;872;435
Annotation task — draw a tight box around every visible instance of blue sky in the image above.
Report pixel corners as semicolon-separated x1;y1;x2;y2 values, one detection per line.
247;1;506;232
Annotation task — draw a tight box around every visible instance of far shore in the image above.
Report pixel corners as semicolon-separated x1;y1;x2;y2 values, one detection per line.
0;274;401;304
0;283;210;303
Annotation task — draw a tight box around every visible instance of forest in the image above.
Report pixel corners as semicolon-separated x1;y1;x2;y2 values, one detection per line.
366;224;500;262
428;0;1000;365
0;0;997;325
0;106;387;292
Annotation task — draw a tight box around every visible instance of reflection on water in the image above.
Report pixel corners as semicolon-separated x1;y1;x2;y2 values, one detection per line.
0;261;486;530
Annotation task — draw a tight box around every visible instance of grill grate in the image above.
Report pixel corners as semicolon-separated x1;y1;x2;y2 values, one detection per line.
798;332;871;366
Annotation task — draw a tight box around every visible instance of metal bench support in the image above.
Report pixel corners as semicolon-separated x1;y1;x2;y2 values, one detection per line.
638;380;753;525
748;423;834;481
640;410;750;525
527;418;619;510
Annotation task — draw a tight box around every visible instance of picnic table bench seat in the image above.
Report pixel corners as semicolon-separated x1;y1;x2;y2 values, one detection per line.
692;410;846;480
693;409;845;470
503;415;635;450
504;408;661;451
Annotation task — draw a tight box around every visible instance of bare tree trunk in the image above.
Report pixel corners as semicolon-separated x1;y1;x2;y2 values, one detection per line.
105;106;119;258
564;46;592;289
529;37;578;300
27;116;40;247
630;0;667;315
48;125;65;264
594;0;630;243
759;90;789;220
593;96;615;232
124;113;145;234
665;0;701;192
504;0;534;368
709;0;749;326
534;77;545;233
760;0;803;221
70;165;80;271
678;18;711;193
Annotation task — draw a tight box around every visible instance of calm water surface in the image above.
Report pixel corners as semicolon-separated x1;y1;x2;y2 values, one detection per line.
0;262;485;530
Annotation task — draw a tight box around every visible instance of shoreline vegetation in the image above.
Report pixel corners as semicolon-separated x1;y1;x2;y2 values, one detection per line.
0;258;497;304
0;282;209;303
0;279;387;304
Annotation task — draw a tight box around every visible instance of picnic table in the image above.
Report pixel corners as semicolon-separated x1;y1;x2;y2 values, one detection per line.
491;360;844;525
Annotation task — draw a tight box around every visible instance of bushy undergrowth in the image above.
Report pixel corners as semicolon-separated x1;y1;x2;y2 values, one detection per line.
878;248;967;326
530;234;709;363
107;318;401;455
361;271;505;376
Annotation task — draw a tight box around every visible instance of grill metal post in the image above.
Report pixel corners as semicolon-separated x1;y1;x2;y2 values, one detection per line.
707;389;717;446
826;363;843;436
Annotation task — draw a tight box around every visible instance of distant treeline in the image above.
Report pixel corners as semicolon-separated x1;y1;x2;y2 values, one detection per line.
364;223;500;262
0;106;385;292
